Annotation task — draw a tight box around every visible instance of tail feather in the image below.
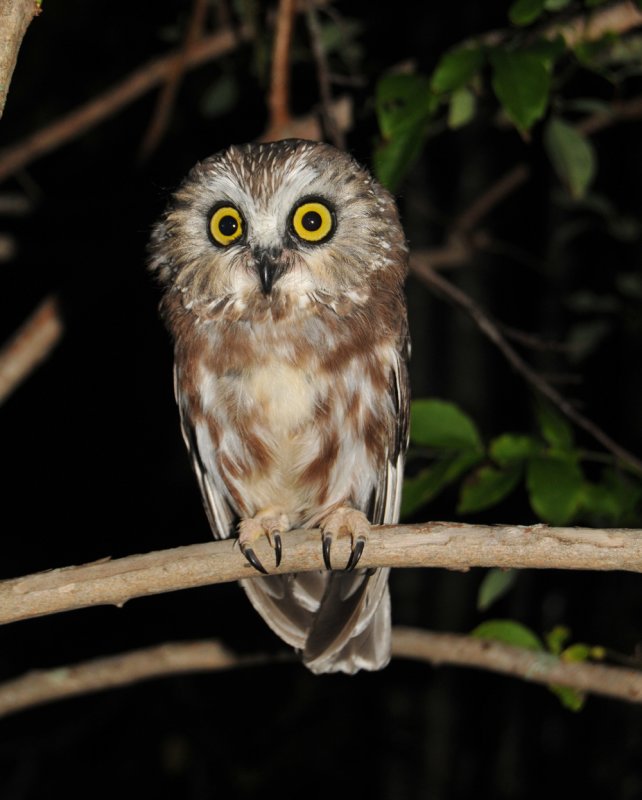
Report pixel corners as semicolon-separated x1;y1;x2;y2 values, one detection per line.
240;568;390;674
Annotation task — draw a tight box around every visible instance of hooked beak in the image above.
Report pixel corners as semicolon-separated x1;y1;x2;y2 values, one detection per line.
255;250;282;295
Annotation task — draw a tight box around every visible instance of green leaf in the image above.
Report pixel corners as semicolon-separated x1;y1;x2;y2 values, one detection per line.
579;469;642;526
550;684;586;711
374;74;437;190
526;457;584;524
534;400;574;452
477;569;518;611
562;643;592;662
544;0;571;9
509;0;546;26
490;433;542;465
490;48;551;131
457;464;521;513
448;87;476;129
546;625;571;656
472;619;544;651
409;399;482;451
544;116;597;199
374;129;427;192
401;449;482;517
431;46;485;93
375;74;435;137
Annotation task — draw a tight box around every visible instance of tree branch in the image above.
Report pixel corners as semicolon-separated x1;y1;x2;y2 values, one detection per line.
0;25;252;184
138;0;208;159
0;626;639;720
410;256;642;475
1;523;641;626
0;0;39;119
262;0;297;140
0;294;62;405
305;0;345;149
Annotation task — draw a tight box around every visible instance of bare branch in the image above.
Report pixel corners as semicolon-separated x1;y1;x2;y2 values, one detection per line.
547;0;642;47
0;295;62;405
392;628;642;704
0;26;252;184
139;0;209;159
0;0;39;118
305;0;345;149
578;94;642;137
0;626;640;719
1;523;641;627
263;0;297;140
409;257;642;475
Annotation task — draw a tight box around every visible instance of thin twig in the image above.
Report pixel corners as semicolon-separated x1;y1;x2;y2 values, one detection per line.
577;94;642;137
0;0;39;118
453;163;531;236
0;626;639;719
1;523;641;627
499;323;572;353
0;295;62;405
409;257;642;475
305;0;344;149
139;0;208;159
0;26;252;184
264;0;297;139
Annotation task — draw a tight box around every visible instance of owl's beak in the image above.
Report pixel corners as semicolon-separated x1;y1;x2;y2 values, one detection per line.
255;251;282;295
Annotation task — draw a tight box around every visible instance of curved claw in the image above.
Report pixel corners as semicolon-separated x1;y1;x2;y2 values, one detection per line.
322;533;333;570
345;537;365;572
241;545;268;575
273;532;282;568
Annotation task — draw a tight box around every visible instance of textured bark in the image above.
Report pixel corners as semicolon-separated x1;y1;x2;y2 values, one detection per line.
1;523;641;626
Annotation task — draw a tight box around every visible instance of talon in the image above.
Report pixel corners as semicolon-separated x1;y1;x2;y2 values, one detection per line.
241;545;268;575
345;537;365;571
273;532;282;568
322;533;333;570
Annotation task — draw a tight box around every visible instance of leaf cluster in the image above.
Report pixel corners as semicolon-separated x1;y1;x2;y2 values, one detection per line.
374;1;642;194
403;398;642;526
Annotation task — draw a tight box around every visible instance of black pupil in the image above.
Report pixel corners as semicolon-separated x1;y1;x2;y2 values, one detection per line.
219;214;238;237
302;210;322;231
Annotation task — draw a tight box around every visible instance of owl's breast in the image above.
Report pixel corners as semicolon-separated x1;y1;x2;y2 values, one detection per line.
243;362;316;434
179;311;393;524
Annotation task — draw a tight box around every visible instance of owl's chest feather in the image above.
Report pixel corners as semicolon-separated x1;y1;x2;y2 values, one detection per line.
242;361;316;434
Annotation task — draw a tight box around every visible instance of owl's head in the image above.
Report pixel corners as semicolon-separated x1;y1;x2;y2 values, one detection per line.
148;139;407;320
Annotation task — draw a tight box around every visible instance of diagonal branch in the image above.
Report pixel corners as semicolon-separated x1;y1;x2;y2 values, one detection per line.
0;25;252;184
410;256;642;475
0;294;62;405
0;626;639;720
1;523;641;627
138;0;209;159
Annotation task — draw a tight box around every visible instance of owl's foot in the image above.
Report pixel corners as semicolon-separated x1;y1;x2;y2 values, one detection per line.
320;506;371;572
238;511;289;574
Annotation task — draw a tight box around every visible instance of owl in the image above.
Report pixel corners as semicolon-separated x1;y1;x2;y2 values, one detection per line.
148;139;409;674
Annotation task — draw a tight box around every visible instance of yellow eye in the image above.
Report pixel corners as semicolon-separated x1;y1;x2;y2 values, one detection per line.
291;200;335;243
209;205;244;246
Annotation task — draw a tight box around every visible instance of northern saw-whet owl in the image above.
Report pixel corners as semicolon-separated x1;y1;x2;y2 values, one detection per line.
148;139;409;674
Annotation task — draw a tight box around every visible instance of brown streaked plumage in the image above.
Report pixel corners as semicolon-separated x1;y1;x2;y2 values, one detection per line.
149;139;409;674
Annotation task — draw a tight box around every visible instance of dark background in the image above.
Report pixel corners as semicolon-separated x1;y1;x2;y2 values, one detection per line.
0;2;641;798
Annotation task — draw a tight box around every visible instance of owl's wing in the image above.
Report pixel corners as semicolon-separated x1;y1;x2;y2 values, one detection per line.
174;365;235;539
369;331;411;527
243;334;410;674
